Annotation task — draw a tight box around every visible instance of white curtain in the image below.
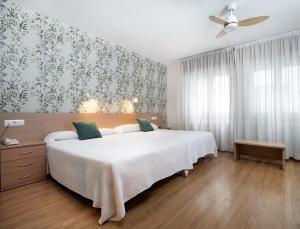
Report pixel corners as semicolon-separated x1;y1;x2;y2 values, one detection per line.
178;49;235;151
178;31;300;159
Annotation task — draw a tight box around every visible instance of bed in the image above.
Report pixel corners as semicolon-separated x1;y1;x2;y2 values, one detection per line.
45;128;217;224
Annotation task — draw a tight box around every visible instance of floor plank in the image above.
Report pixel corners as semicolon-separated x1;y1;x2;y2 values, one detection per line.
0;152;299;229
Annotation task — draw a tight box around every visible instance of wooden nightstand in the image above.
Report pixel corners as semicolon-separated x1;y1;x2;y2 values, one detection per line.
0;142;47;191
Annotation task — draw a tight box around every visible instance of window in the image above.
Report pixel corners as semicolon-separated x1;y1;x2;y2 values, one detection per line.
282;65;300;113
213;75;230;115
253;65;300;113
190;75;230;122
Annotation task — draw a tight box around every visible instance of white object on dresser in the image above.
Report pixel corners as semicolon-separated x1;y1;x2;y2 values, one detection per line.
2;138;20;145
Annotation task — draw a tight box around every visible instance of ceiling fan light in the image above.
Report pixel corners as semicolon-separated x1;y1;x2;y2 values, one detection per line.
224;23;238;32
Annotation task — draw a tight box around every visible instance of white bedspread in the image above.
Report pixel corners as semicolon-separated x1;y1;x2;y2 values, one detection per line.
46;130;217;224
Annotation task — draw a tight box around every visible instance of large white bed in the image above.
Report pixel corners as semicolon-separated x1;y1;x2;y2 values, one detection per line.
45;129;217;224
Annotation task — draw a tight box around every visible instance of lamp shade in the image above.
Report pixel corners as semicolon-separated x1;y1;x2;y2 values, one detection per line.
80;99;99;113
132;97;138;103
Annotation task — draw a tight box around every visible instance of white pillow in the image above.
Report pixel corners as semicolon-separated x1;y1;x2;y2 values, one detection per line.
114;124;141;134
151;123;159;130
44;131;78;144
99;128;118;136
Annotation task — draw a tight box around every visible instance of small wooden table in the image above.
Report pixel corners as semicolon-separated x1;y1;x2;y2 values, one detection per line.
233;140;285;170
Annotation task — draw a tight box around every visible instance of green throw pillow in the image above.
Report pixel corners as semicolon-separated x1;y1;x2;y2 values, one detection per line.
136;119;154;132
72;121;102;140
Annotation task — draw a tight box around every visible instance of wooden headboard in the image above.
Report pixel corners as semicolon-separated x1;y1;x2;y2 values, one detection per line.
0;113;162;143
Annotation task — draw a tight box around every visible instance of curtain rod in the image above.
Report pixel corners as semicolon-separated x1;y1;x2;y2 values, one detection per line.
179;29;300;62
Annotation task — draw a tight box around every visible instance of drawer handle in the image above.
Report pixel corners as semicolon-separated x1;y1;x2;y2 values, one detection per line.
18;152;33;155
17;163;32;167
18;174;32;179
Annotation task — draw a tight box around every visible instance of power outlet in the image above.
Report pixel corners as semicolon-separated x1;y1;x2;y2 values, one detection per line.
151;116;157;121
4;120;25;127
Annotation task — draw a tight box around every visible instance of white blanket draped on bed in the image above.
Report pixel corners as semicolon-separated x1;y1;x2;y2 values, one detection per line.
46;130;217;224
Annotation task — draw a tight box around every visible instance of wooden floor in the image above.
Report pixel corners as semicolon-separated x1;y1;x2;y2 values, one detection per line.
1;152;300;229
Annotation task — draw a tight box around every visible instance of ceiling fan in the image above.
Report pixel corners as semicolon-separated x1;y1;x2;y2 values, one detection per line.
209;2;269;38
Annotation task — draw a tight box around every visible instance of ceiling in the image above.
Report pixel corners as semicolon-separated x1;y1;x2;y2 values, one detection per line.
12;0;300;64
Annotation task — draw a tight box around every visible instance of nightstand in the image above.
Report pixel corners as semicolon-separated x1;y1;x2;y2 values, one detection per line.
0;142;47;191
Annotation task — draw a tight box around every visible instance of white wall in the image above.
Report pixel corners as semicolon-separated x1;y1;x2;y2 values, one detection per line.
167;61;180;129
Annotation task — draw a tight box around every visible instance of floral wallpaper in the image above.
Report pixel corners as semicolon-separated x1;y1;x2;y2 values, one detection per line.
0;2;167;124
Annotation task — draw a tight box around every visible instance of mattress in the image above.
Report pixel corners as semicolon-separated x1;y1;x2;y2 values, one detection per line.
46;130;217;224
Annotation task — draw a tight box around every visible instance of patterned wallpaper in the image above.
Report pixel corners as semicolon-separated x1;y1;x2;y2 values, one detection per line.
0;3;167;124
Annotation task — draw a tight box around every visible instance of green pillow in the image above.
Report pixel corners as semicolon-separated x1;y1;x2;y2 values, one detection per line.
136;119;154;132
72;121;102;140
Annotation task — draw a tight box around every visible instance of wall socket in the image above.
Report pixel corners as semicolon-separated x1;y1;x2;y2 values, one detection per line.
151;116;157;121
4;120;25;127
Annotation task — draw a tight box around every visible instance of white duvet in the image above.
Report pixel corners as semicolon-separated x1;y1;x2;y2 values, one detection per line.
46;130;217;224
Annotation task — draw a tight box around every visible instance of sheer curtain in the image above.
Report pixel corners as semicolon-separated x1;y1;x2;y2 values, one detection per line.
234;32;300;159
178;31;300;159
178;49;235;151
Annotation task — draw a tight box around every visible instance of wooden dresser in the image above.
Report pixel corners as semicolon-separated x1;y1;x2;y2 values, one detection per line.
0;142;47;191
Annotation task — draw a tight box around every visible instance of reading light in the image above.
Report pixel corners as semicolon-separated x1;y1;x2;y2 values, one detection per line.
132;97;138;104
80;99;99;113
120;100;135;113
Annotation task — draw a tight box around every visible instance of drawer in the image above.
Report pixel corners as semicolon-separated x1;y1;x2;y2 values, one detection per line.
1;156;46;175
1;167;46;190
1;145;45;162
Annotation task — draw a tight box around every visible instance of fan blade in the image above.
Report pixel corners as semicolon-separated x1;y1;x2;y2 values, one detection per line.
238;16;269;26
216;30;227;39
209;16;228;25
219;6;228;17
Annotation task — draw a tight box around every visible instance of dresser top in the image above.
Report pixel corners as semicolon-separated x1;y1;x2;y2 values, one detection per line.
0;141;45;150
